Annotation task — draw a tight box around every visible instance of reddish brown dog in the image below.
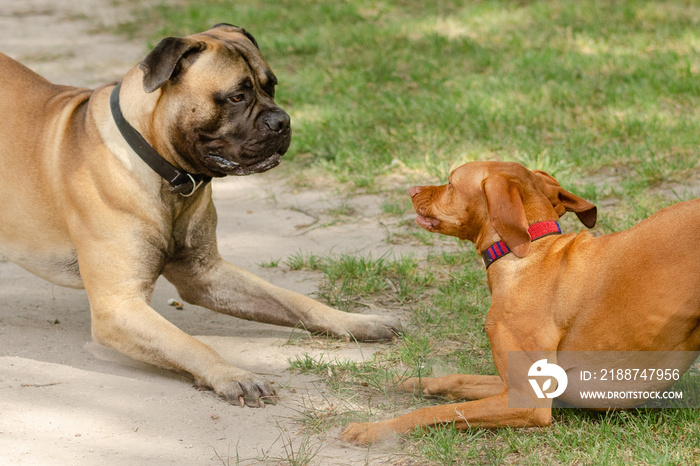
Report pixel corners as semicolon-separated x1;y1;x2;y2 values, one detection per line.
341;161;700;444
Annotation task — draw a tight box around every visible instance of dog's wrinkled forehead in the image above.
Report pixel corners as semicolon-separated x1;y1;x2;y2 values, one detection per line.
210;23;259;48
451;161;533;190
449;163;489;192
197;24;277;90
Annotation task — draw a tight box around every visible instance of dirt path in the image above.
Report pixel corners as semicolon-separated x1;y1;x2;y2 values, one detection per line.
0;1;446;464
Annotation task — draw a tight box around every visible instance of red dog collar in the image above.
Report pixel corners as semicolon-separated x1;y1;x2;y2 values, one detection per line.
481;221;561;269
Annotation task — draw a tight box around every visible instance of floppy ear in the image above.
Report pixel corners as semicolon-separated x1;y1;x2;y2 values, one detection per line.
140;37;206;93
533;170;597;228
482;174;531;258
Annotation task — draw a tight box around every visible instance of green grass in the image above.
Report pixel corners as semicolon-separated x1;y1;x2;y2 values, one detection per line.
120;1;700;463
258;257;281;268
285;250;493;381
124;0;699;195
284;251;434;311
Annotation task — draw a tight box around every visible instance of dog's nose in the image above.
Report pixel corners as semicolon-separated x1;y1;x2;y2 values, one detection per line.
409;186;422;198
263;109;291;133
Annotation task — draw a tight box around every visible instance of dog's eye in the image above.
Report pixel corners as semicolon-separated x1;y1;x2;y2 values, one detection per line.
229;94;245;103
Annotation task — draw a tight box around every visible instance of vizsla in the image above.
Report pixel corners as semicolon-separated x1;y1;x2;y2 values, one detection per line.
341;161;700;444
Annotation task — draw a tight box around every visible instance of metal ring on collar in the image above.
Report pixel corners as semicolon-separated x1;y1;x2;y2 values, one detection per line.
179;173;204;197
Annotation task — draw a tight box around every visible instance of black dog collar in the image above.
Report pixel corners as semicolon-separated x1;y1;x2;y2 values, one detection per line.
109;82;211;197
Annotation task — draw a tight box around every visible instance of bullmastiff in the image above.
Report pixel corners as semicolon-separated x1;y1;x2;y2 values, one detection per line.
0;24;402;407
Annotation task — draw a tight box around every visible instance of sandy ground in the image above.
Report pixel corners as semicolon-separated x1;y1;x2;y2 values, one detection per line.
0;1;448;464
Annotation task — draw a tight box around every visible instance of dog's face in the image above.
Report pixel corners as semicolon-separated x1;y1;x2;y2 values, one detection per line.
409;162;492;243
140;24;291;178
410;161;596;256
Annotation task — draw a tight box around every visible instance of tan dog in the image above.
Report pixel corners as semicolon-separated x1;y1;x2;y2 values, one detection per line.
341;161;699;444
0;24;402;407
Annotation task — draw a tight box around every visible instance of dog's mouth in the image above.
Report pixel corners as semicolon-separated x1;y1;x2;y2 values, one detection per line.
415;214;440;230
204;152;283;176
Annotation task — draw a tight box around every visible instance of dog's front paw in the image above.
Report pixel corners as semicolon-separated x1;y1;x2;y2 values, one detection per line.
340;314;405;342
340;420;394;445
203;369;277;407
